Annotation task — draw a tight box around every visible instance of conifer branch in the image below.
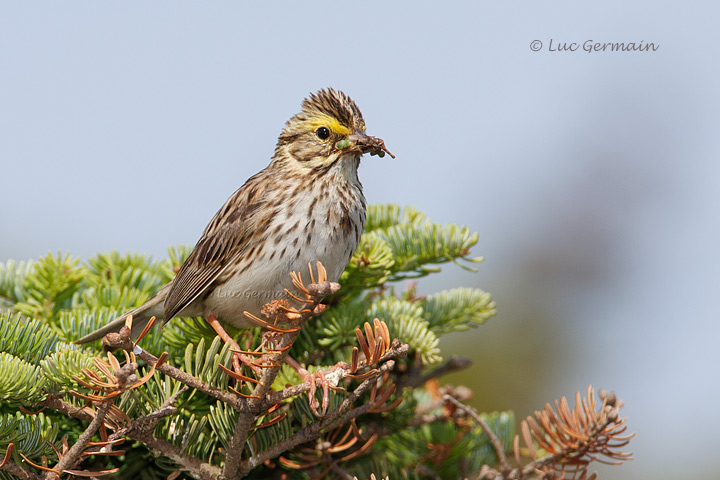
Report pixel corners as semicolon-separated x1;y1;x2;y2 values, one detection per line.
39;395;96;423
220;262;341;479
43;400;113;479
261;339;408;408
106;386;188;444
514;387;633;480
1;460;40;480
123;431;221;480
446;386;633;480
397;354;473;391
444;394;512;473
237;359;397;476
104;331;248;410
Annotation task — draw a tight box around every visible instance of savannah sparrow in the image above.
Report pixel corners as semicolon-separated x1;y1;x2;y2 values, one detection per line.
76;88;392;344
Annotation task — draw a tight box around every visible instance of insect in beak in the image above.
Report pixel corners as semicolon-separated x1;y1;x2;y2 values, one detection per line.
336;132;395;158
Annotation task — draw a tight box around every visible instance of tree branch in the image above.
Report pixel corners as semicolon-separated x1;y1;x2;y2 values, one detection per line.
107;386;188;443
443;394;512;473
219;271;342;479
237;359;397;477
1;461;42;480
104;334;249;411
124;429;221;480
397;354;472;390
261;341;409;408
220;321;302;479
39;395;96;423
44;400;113;479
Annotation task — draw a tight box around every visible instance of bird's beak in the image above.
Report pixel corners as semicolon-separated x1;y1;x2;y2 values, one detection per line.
337;131;395;159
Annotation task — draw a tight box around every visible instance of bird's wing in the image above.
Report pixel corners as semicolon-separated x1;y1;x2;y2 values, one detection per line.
163;170;270;321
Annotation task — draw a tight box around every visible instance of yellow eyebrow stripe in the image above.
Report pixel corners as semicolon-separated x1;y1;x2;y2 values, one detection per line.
306;114;352;136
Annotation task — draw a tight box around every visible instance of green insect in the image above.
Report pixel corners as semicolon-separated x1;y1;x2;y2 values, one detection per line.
335;139;351;150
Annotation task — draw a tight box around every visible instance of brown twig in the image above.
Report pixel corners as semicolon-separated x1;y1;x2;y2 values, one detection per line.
416;464;443;480
38;348;216;479
219;322;304;479
278;403;382;473
422;356;472;383
101;378;219;479
328;462;356;480
123;429;221;480
43;400;113;479
106;386;189;444
103;333;249;411
39;395;96;423
261;341;408;408
443;394;512;474
397;355;472;390
0;458;41;480
224;322;307;473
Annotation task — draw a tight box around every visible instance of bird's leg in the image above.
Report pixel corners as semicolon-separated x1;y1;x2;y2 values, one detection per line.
205;314;262;377
285;355;346;417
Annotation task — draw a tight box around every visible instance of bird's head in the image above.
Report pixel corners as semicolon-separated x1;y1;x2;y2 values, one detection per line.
273;88;393;178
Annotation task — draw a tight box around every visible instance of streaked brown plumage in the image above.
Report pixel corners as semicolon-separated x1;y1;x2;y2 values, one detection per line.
76;88;392;344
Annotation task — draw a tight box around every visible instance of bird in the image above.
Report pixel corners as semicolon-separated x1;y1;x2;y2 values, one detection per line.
76;88;392;345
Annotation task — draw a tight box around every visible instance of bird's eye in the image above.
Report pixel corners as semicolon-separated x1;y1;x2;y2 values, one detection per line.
316;127;331;140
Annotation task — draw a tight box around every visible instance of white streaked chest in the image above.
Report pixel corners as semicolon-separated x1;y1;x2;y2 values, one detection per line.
203;175;366;327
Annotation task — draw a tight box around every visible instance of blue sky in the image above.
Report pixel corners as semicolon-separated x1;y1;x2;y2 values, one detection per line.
2;2;718;478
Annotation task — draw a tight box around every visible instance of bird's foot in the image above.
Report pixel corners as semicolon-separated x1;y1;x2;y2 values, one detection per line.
205;314;263;377
286;356;348;416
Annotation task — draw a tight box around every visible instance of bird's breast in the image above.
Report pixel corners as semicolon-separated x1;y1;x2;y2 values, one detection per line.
202;180;365;328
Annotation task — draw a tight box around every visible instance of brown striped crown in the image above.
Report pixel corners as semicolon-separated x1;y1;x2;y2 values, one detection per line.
299;88;365;132
274;89;366;163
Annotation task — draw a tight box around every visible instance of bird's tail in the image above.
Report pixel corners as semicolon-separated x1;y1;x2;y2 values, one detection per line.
74;284;169;345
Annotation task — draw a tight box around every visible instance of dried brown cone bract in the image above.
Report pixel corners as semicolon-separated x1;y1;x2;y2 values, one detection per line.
71;350;162;403
348;318;393;380
515;386;634;480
